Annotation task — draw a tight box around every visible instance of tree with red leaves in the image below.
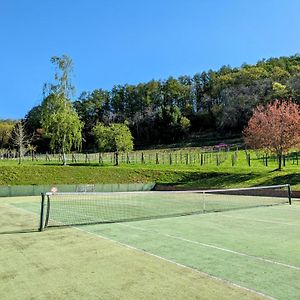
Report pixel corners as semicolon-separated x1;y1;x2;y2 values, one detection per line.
243;99;300;170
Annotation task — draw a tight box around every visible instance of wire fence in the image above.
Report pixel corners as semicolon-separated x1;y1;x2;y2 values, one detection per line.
1;147;299;167
0;148;231;166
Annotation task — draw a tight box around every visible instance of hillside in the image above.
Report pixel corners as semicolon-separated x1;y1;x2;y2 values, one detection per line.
18;54;300;152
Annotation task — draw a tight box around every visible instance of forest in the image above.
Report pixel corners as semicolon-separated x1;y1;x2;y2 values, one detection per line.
1;54;300;152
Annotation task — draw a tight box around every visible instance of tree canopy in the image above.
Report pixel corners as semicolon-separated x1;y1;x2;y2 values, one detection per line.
73;54;300;149
93;122;134;153
93;122;134;165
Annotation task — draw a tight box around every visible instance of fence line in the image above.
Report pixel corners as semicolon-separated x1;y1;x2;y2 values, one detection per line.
1;148;299;167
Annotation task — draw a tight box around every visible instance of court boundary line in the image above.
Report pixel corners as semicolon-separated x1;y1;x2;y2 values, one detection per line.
220;213;300;227
119;223;300;271
3;203;40;218
73;225;276;300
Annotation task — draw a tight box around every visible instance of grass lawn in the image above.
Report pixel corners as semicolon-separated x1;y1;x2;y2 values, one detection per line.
1;149;300;190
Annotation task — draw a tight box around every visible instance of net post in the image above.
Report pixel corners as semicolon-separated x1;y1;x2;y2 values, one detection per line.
39;193;45;231
287;184;292;205
45;194;51;228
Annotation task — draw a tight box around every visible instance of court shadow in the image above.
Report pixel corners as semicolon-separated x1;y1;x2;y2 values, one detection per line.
0;228;39;235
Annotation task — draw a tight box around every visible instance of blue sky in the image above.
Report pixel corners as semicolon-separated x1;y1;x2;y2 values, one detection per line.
1;0;300;119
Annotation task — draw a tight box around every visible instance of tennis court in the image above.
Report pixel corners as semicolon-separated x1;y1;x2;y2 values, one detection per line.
1;188;300;299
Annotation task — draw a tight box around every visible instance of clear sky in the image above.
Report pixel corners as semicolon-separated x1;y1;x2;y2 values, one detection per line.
1;0;300;119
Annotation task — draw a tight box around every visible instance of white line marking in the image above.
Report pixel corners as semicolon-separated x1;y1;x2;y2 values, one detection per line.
220;214;300;227
73;226;276;300
4;203;39;217
120;223;300;271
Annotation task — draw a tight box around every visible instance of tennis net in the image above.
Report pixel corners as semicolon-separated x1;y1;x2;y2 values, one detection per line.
39;184;291;231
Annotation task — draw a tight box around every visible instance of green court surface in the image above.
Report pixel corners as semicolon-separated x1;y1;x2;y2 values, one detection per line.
1;195;300;299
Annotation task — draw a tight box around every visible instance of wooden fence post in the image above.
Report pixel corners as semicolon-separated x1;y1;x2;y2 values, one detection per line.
99;153;103;164
141;152;145;164
127;153;130;164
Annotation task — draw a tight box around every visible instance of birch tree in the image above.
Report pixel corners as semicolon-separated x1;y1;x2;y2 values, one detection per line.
41;55;83;165
10;121;30;164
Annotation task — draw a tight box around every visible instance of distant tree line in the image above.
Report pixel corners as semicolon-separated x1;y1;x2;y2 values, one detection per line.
2;54;300;154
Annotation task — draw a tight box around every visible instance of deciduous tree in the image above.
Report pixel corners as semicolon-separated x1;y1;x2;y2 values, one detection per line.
41;55;83;165
10;121;30;164
243;100;300;169
93;123;134;165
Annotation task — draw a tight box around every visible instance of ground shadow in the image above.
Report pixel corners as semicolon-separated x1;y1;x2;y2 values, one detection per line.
40;162;102;167
157;171;258;189
0;228;39;235
260;173;300;187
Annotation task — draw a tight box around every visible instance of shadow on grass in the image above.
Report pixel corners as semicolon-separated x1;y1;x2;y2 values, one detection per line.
260;173;300;187
158;172;258;188
69;163;104;167
40;162;103;167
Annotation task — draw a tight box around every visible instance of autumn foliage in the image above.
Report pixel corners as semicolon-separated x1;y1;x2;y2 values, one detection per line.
243;100;300;169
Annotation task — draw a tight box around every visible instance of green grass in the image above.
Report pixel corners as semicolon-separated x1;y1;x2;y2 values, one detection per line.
1;152;300;190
